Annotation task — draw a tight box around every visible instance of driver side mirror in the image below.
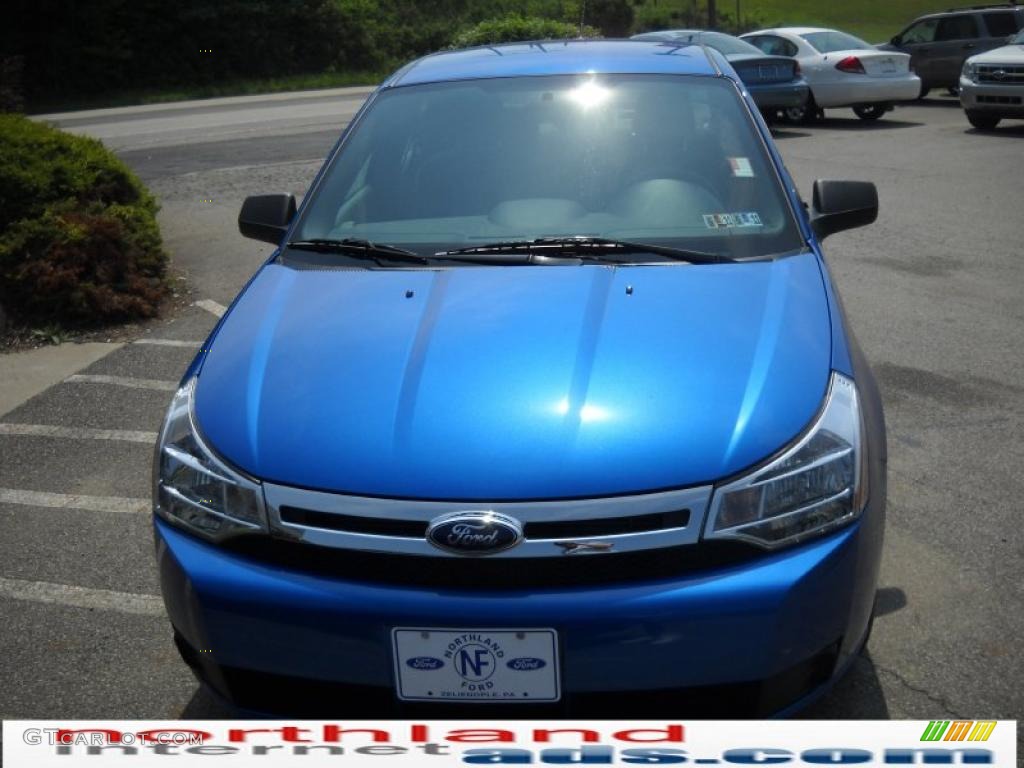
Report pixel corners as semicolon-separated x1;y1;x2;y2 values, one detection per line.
810;180;878;240
238;193;297;245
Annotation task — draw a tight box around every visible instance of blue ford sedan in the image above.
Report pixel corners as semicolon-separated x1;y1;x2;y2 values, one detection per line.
154;40;886;717
631;30;809;112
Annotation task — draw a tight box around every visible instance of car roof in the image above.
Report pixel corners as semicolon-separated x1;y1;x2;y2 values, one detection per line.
916;5;1023;20
632;29;727;38
385;39;722;88
745;27;831;36
912;9;967;20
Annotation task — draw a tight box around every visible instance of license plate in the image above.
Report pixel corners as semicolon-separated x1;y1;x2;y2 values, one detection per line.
392;628;560;702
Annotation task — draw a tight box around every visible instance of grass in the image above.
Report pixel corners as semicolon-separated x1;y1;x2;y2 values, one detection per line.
27;70;388;115
637;0;959;43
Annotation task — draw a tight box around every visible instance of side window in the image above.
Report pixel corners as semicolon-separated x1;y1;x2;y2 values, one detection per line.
747;35;797;57
936;15;979;41
902;19;938;44
982;12;1018;38
745;35;771;54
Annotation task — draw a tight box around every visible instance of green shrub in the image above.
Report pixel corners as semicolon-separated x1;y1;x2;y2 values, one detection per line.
451;14;600;48
0;114;167;325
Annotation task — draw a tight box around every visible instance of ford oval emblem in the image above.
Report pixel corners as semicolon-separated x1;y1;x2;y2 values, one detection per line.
426;511;524;556
406;656;444;670
507;657;547;671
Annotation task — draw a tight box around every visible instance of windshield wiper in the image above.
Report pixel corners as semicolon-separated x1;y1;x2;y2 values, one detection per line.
287;238;429;265
434;236;727;264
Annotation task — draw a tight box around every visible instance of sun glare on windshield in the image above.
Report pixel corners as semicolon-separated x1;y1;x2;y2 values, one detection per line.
567;79;612;109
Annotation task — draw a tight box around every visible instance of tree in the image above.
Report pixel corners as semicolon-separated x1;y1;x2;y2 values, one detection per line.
583;0;633;37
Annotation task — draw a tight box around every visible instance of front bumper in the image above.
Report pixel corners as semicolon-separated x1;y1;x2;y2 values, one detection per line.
960;78;1024;116
155;482;883;718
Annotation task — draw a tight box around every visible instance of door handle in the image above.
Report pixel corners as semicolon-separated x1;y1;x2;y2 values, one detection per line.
963;43;976;49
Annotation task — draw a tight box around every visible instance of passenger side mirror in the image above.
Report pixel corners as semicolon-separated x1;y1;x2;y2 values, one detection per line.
238;193;297;245
810;180;878;240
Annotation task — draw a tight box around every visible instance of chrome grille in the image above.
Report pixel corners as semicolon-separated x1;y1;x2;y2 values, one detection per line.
263;482;713;559
978;65;1024;84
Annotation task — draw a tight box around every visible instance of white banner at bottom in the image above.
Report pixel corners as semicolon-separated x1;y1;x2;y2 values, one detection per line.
2;719;1017;767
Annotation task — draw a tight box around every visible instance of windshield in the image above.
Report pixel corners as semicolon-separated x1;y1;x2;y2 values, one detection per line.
295;74;803;261
694;32;767;56
800;30;874;53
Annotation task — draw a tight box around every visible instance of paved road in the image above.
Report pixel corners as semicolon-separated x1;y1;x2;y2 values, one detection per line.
2;89;1021;722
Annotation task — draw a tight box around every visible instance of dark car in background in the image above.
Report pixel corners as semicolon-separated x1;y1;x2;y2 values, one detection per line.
881;3;1024;96
631;30;809;115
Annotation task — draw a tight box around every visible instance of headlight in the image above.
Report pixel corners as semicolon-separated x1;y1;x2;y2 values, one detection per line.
962;61;979;82
153;378;267;541
706;372;867;549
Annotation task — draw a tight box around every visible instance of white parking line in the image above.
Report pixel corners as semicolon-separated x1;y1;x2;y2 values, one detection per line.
0;576;164;616
65;373;178;392
0;488;149;514
133;338;203;348
194;299;226;318
0;423;157;444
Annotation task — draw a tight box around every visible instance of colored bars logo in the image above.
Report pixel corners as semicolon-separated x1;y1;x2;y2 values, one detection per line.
921;721;996;742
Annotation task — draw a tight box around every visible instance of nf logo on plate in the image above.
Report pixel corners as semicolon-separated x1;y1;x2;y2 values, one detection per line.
454;644;497;681
426;511;524;555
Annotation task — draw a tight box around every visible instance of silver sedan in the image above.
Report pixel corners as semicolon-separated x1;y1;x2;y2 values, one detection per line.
742;27;922;122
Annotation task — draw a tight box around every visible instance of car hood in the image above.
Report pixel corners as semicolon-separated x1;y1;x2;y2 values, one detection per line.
969;44;1024;64
195;254;832;500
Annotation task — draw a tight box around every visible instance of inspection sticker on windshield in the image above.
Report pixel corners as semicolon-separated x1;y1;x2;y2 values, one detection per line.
729;157;755;177
704;212;762;229
393;628;560;702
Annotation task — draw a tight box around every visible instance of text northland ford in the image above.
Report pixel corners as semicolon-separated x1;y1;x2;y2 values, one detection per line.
153;40;887;716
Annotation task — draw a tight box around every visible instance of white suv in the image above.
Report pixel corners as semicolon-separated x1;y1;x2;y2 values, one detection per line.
960;29;1024;129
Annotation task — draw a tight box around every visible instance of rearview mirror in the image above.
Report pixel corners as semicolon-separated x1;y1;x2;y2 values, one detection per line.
810;180;878;240
238;193;297;245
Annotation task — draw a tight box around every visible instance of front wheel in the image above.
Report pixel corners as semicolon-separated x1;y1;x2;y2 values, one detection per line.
853;104;887;121
966;111;1000;130
917;84;931;100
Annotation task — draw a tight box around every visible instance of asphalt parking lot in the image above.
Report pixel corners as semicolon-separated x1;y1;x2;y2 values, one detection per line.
1;89;1021;722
